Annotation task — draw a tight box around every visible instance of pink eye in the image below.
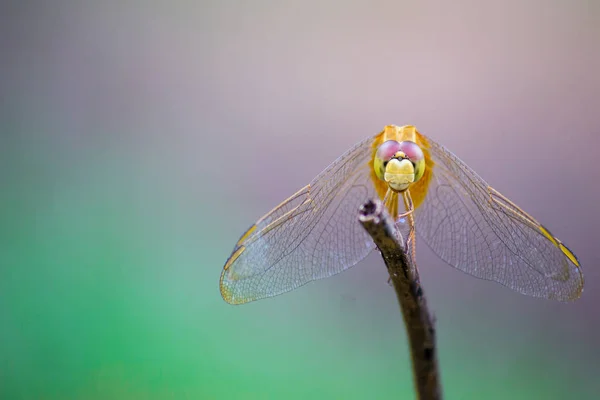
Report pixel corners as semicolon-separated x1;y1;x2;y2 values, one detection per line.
398;141;426;182
376;140;402;162
398;141;424;164
374;140;402;181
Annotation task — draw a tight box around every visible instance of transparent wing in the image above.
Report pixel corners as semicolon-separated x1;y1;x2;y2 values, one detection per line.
220;136;378;304
414;135;584;300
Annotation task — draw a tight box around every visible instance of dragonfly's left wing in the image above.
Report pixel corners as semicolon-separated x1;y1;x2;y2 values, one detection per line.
414;134;583;301
220;136;379;304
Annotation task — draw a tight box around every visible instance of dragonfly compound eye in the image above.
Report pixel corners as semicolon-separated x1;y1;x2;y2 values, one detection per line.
374;140;402;181
398;141;425;183
374;140;426;192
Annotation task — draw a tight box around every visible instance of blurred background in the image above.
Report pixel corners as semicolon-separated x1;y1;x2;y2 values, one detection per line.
1;1;599;399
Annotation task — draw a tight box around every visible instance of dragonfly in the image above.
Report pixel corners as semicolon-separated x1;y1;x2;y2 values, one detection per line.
220;125;583;304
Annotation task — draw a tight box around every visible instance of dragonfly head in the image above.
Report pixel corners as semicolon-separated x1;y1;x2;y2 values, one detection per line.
374;140;425;192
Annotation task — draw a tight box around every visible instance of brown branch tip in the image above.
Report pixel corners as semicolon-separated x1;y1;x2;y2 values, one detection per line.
358;199;443;400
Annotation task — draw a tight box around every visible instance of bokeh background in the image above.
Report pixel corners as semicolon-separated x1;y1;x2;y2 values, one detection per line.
2;1;599;399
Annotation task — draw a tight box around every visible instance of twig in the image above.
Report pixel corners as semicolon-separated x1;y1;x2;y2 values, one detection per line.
358;199;442;400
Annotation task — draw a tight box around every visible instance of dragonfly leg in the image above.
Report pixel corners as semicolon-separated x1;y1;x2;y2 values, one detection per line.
382;187;392;205
383;188;401;221
401;190;417;262
398;190;414;218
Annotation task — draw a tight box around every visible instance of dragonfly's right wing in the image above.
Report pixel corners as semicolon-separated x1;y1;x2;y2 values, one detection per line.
414;134;583;301
220;136;379;304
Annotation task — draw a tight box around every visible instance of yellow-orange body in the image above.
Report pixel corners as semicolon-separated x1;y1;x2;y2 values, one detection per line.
369;125;435;218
